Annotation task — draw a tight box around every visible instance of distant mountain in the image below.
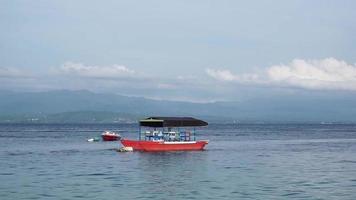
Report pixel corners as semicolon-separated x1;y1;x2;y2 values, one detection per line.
0;90;229;117
0;90;233;123
0;111;137;123
1;90;356;123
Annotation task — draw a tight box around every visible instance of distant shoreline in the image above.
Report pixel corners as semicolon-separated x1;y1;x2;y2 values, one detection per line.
1;121;356;125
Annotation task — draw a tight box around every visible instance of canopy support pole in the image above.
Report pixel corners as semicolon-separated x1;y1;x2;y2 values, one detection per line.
138;125;141;140
193;127;196;141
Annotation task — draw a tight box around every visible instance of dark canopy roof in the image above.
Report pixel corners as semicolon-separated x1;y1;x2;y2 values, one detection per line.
139;117;208;127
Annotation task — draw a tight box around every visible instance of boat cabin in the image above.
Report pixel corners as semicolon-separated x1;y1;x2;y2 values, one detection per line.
138;117;208;142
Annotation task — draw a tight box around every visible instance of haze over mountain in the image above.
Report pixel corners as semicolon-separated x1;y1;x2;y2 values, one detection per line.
1;90;356;123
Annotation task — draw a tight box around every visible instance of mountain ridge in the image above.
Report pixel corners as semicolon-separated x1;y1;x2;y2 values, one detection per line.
1;90;356;123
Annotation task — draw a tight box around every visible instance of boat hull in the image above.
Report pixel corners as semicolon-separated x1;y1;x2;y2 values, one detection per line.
120;139;208;151
102;135;120;141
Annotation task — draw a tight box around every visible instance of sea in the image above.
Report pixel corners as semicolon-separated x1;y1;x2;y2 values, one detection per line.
1;123;356;200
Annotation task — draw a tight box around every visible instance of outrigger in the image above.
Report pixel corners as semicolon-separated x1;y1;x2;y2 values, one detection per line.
120;117;209;151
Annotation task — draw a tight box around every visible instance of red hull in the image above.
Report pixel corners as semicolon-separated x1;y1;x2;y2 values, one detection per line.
102;135;120;141
120;139;208;151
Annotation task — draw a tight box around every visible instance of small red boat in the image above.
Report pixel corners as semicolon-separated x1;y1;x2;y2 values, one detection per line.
101;131;121;141
120;117;209;151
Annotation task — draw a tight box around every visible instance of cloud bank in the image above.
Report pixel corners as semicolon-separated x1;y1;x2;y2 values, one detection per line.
2;58;355;102
206;68;261;83
207;58;356;91
58;62;135;78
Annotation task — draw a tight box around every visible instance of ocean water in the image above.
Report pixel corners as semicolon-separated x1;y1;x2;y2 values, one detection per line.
1;123;356;200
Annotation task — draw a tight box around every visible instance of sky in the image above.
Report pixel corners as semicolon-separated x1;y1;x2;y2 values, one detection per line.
1;0;356;102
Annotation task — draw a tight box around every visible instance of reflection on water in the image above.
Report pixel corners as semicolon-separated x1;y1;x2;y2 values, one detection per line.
0;123;356;199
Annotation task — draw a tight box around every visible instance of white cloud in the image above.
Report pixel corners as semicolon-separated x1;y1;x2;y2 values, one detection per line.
206;68;261;83
58;62;135;78
206;69;237;81
267;58;356;90
206;58;356;91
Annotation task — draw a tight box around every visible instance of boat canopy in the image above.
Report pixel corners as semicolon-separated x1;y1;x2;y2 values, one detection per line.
139;117;208;127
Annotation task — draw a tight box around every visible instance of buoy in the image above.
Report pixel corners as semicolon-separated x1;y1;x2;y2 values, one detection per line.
87;137;100;142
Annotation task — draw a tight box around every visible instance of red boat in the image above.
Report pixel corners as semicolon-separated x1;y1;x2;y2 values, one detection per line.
120;117;209;151
101;131;121;141
121;139;208;151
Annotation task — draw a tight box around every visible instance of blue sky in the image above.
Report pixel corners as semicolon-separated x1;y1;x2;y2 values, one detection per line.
1;0;356;102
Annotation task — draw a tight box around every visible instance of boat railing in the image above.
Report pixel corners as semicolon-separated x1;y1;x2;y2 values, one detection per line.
142;130;193;141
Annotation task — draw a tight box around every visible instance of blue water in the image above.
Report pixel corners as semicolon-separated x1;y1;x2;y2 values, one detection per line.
1;123;356;199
